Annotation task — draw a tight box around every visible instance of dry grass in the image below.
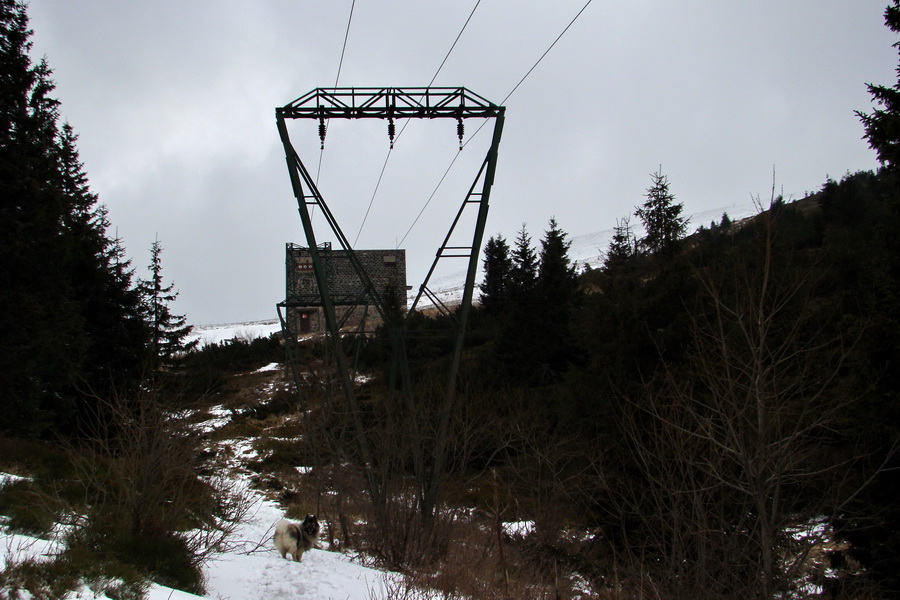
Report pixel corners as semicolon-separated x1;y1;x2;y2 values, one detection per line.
207;365;604;599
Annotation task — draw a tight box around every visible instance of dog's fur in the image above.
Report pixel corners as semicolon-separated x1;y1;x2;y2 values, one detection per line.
274;515;320;562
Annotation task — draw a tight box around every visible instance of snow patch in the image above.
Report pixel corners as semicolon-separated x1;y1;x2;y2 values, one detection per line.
0;472;26;487
187;319;282;348
502;520;535;538
191;405;233;433
3;474;404;600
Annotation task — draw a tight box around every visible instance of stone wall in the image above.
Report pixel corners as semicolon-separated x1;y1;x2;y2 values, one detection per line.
283;244;407;335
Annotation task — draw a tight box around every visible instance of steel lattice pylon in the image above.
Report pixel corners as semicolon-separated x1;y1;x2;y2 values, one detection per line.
276;87;505;515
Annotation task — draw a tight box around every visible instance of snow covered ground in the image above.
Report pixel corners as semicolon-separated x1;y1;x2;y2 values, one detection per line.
187;320;283;348
1;392;402;600
1;482;398;600
147;496;398;600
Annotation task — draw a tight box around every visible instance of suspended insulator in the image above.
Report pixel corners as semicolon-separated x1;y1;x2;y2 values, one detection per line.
388;119;396;149
318;118;327;150
456;118;464;151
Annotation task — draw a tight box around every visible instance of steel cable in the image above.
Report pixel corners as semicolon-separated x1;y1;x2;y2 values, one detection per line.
353;0;482;247
315;0;357;189
396;0;594;247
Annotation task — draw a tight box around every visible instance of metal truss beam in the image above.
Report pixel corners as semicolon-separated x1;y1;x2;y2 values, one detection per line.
278;87;503;121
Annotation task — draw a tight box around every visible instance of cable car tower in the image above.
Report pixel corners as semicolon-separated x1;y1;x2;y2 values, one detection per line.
276;87;505;513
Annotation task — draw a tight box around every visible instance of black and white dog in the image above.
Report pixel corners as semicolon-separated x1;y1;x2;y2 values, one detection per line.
274;515;320;562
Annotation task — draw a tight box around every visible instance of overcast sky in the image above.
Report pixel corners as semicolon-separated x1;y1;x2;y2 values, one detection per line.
26;1;894;325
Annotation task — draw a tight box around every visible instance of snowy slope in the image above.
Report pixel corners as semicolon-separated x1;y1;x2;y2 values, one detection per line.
2;398;400;600
3;468;398;600
1;490;396;600
0;203;783;599
147;495;397;600
187;320;282;347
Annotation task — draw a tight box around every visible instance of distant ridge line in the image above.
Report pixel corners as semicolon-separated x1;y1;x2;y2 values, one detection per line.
192;318;279;330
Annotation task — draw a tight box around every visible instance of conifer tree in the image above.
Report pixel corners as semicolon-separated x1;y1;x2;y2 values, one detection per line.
857;0;900;169
719;212;732;229
634;169;688;257
497;219;581;384
509;224;538;298
497;225;539;383
537;217;579;307
57;124;148;388
534;217;580;381
604;216;637;271
138;238;196;374
1;1;83;432
847;7;900;584
479;234;512;316
1;2;150;434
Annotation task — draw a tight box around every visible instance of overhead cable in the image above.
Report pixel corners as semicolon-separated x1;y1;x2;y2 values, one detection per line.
398;0;594;246
501;0;592;105
334;0;357;88
353;0;482;247
428;0;481;88
316;0;357;188
397;152;463;248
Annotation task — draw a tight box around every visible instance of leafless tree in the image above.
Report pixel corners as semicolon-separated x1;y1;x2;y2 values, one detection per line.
600;204;872;599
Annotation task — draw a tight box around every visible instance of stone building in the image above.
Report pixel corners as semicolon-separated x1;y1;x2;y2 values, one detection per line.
280;243;407;336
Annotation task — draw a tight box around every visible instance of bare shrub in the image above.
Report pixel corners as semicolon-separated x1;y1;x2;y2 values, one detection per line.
64;387;253;593
363;507;579;600
594;206;879;599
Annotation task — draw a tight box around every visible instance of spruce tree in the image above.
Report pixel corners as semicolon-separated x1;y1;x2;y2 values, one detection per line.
537;217;578;308
845;17;900;583
498;219;581;385
509;224;538;299
497;225;538;383
138;238;196;375
634;169;688;257
1;1;148;433
534;217;580;381
57;124;148;390
604;216;637;271
857;1;900;169
479;234;512;316
1;1;82;433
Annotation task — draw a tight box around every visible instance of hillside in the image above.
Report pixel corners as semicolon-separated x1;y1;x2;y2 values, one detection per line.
189;198;762;333
3;174;898;600
1;365;401;599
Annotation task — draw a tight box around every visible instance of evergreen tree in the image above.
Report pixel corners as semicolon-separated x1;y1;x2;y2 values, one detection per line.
1;0;148;434
634;169;688;257
603;215;637;271
104;232;150;375
498;219;581;385
537;217;578;307
533;217;580;381
857;1;900;169
478;234;512;316
57;124;148;391
497;224;539;383
1;1;83;433
720;212;732;229
138;238;196;374
813;169;900;596
509;224;538;299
